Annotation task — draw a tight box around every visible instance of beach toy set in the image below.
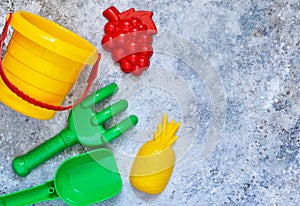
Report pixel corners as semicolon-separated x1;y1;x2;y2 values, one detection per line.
0;6;181;205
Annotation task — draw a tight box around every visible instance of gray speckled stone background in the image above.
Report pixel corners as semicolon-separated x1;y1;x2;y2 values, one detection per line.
0;0;300;205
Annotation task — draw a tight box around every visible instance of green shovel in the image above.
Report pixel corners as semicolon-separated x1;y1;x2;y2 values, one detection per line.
0;148;122;206
12;83;138;177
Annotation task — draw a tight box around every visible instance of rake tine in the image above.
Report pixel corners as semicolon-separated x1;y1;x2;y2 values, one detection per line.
81;83;118;108
102;115;138;143
91;99;128;125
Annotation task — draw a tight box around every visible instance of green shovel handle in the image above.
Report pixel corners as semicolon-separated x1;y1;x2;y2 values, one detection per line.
0;180;58;206
12;128;77;177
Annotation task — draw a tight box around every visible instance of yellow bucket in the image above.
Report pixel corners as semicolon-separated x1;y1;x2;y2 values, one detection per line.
0;11;98;120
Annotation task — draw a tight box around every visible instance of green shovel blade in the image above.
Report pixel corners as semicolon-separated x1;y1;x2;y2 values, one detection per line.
55;148;122;205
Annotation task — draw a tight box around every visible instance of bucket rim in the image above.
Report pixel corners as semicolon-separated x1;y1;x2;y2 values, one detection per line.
8;10;98;65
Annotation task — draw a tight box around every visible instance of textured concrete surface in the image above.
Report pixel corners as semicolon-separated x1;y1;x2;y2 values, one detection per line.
0;0;300;205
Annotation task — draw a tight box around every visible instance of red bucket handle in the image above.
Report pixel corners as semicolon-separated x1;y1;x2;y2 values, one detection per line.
0;13;100;111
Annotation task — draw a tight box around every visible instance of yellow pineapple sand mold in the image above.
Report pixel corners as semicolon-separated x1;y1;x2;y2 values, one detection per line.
0;11;98;120
130;113;181;194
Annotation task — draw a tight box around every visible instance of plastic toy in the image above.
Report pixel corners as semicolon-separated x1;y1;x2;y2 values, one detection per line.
0;148;122;206
101;6;157;76
12;83;138;177
130;113;180;194
0;11;99;120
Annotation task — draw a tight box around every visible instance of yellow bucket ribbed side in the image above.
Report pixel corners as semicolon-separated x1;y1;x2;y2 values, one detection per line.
0;11;98;120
